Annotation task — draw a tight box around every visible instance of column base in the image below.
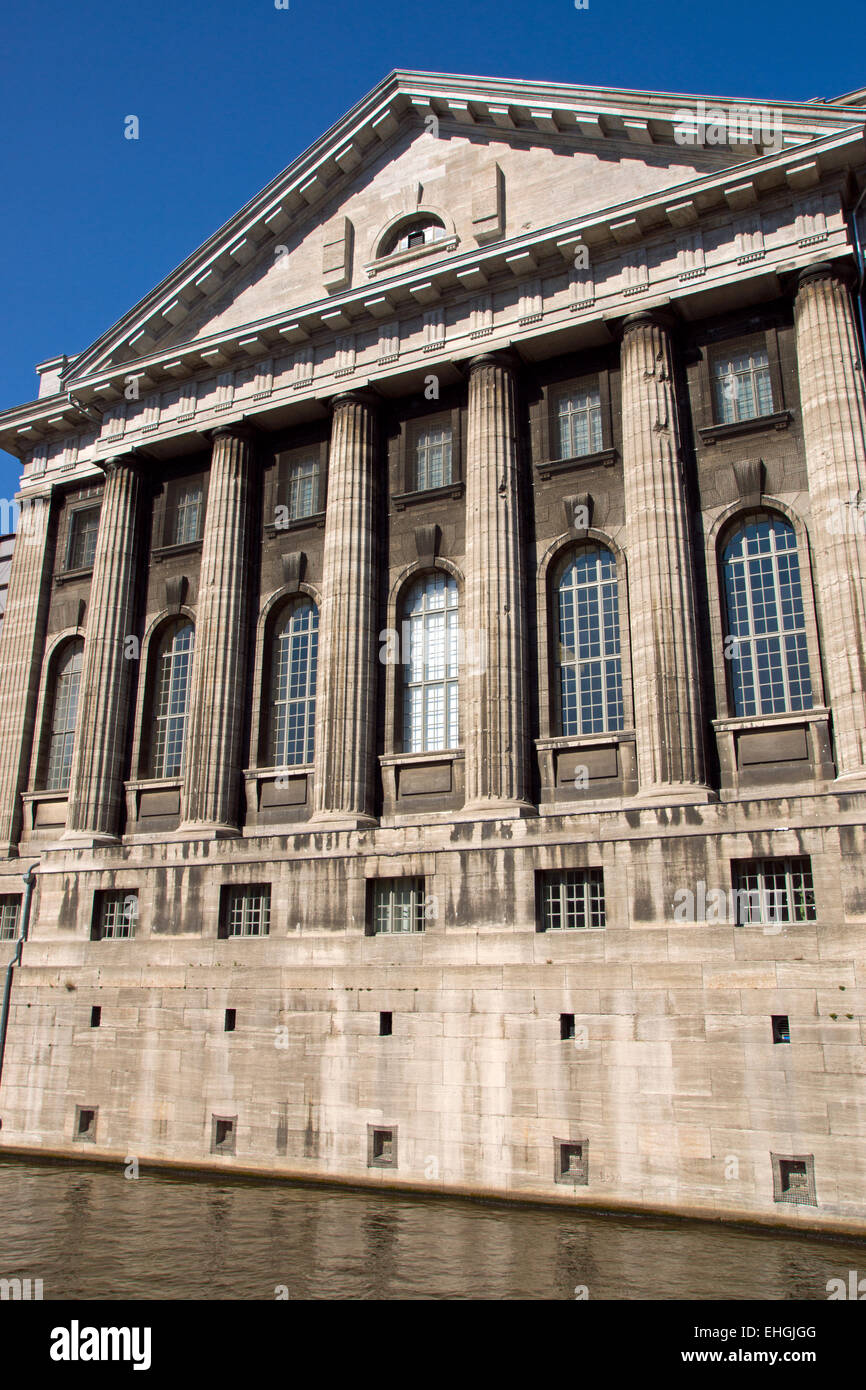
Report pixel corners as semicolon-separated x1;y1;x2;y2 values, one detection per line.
175;822;241;842
305;811;379;833
632;783;717;807
58;830;122;850
456;799;538;822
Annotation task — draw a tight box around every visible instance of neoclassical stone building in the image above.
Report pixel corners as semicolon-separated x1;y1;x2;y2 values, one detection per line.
1;72;866;1232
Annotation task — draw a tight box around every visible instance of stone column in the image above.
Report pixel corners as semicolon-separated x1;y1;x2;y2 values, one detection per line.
794;263;866;782
463;352;531;812
0;490;55;855
65;455;148;843
180;424;258;834
311;392;378;826
620;311;708;799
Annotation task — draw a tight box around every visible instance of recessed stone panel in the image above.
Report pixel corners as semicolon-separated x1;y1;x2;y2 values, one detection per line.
737;728;809;766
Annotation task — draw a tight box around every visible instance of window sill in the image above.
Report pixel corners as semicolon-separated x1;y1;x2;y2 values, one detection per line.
364;235;459;278
264;512;326;535
54;566;94;585
698;411;792;446
534;448;617;480
392;482;464;511
152;540;203;560
712;707;829;733
380;749;463;766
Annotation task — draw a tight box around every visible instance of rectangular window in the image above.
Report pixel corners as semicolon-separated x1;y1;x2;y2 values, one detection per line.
219;885;271;938
370;877;426;935
554;1139;589;1184
712;346;774;423
367;1125;398;1168
211;1115;237;1155
379;1011;393;1036
92;890;138;941
74;1106;97;1142
413;425;453;492
733;857;816;926
67;507;100;570
539;869;605;931
224;1008;236;1033
560;1013;576;1040
173;483;204;545
0;895;21;942
772;1153;816;1206
90;1005;101;1028
285;458;320;520
556;388;603;459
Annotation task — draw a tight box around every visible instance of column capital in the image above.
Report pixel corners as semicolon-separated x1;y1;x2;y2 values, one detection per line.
620;307;677;339
796;259;855;293
328;388;379;413
206;419;260;447
467;348;521;377
97;450;152;480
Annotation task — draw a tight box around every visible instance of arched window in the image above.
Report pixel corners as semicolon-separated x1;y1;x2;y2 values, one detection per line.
379;215;446;258
150;621;195;778
555;545;624;736
401;572;459;752
270;598;318;766
722;514;813;717
45;639;84;790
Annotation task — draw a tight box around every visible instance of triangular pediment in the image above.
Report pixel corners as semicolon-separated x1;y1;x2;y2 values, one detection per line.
59;71;862;387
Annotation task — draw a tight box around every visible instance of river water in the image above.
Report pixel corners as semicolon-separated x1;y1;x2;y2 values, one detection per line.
0;1155;863;1300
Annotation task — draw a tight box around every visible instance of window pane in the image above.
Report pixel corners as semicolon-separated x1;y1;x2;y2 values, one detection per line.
556;546;623;735
271;600;318;766
0;896;21;941
97;891;137;940
402;572;459;752
151;622;195;777
542;870;605;930
225;887;271;937
373;877;425;934
174;484;203;545
288;459;319;520
46;640;84;791
713;348;773;424
734;858;816;925
414;427;453;492
556;389;602;459
69;508;100;570
722;516;812;716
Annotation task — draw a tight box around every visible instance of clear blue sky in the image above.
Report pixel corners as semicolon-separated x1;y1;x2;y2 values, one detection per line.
1;0;863;502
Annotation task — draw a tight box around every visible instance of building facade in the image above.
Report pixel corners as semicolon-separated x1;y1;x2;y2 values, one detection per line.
1;72;866;1232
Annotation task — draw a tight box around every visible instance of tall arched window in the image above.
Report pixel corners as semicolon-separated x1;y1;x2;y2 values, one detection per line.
270;598;318;766
402;572;459;752
150;621;195;778
45;639;84;790
555;545;624;735
722;514;813;717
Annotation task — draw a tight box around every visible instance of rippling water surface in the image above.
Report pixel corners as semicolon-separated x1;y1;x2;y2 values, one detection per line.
0;1156;863;1300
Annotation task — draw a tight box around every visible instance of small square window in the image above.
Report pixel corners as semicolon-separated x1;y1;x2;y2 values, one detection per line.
90;1006;101;1029
67;507;100;571
224;1008;236;1033
211;1115;237;1155
74;1106;97;1142
560;1013;576;1041
554;1138;589;1184
772;1152;816;1205
367;1125;398;1169
379;1011;393;1037
772;1014;790;1044
369;878;425;935
732;858;815;926
0;895;21;942
538;869;605;931
219;885;271;938
92;890;138;941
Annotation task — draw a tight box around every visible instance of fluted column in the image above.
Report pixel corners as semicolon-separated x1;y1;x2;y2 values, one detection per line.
312;392;378;825
794;263;866;781
180;424;258;833
463;352;530;811
0;490;55;855
65;455;148;843
620;311;708;799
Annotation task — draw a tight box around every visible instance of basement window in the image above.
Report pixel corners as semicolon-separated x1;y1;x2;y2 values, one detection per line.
367;1125;397;1168
91;890;138;941
219;885;271;938
772;1014;790;1044
0;895;21;942
771;1152;816;1205
211;1116;237;1155
555;1138;589;1184
90;1006;101;1029
224;1009;236;1033
560;1013;576;1040
74;1106;97;1142
379;1011;393;1036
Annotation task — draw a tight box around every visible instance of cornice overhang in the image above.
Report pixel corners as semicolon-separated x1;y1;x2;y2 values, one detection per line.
48;73;866;384
2;82;864;459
